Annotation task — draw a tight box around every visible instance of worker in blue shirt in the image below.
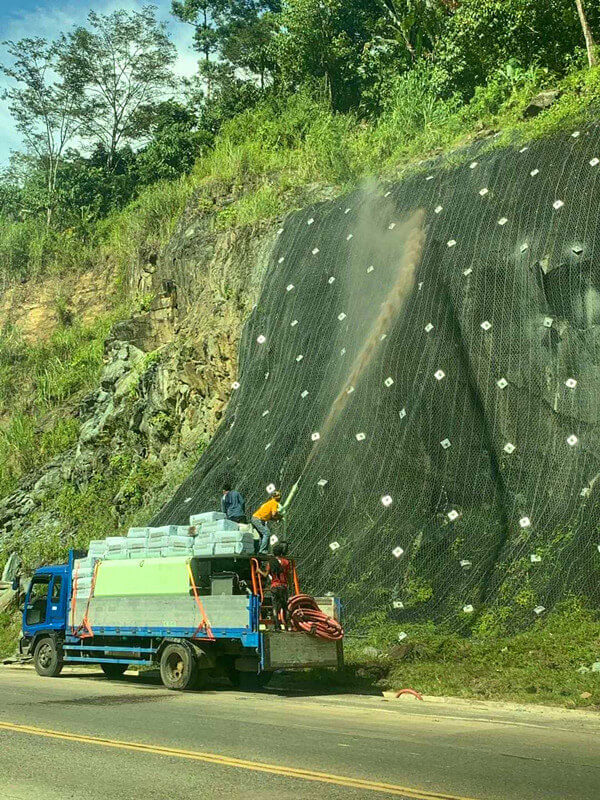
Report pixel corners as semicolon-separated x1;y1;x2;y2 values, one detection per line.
221;481;247;523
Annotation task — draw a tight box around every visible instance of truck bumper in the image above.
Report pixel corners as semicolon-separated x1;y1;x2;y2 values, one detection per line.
262;631;342;670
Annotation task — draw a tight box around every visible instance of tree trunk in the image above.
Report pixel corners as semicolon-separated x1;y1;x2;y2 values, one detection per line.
45;164;54;229
575;0;598;67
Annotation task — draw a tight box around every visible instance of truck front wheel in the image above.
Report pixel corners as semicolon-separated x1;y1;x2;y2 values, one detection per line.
160;643;198;690
34;637;63;678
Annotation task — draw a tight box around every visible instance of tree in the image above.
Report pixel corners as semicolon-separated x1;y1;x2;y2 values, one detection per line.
218;2;281;88
374;1;448;62
1;37;85;225
172;0;226;62
275;0;382;112
575;0;598;67
172;1;280;94
133;100;213;183
61;6;176;169
433;0;600;98
53;145;138;227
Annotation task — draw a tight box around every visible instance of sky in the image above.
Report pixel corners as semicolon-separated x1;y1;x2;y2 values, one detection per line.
0;0;199;165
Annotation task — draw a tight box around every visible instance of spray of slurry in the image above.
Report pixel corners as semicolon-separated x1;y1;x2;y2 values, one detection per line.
282;208;426;513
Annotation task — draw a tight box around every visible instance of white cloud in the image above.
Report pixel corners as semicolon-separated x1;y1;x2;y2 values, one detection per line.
0;0;198;165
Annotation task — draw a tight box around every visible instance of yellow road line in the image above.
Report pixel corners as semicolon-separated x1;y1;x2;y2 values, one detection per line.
0;719;479;800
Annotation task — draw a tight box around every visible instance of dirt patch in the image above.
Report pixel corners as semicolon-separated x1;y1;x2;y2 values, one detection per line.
0;268;115;342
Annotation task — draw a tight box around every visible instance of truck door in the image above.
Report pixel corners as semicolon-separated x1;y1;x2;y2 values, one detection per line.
24;574;51;633
48;574;65;629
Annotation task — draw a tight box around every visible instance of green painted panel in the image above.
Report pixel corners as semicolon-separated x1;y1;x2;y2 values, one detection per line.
94;556;192;597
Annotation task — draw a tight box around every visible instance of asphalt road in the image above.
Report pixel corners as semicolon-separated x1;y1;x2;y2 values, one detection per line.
0;666;598;800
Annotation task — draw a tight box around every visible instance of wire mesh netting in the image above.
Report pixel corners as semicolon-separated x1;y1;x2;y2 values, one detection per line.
155;125;600;630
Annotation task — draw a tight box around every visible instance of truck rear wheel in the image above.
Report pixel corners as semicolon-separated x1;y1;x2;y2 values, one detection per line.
101;663;128;679
160;642;198;690
34;637;63;678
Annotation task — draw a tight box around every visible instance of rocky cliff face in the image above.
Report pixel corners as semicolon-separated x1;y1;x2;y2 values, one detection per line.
0;190;281;569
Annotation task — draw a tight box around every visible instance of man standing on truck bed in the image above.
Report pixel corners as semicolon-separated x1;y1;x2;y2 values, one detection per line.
258;543;291;630
221;481;247;523
251;490;282;553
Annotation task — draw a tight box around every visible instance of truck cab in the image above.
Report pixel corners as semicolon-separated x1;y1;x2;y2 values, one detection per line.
20;563;70;664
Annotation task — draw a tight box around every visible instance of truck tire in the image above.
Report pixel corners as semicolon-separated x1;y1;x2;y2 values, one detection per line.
160;642;198;690
101;663;128;679
34;636;63;678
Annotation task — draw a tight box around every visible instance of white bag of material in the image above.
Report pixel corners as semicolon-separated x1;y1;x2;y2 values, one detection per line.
166;535;196;546
72;568;94;581
145;537;168;548
198;519;241;534
87;541;106;557
74;576;93;590
126;549;149;559
74;557;97;572
213;541;255;556
105;537;128;549
160;547;192;557
127;527;149;539
238;524;252;534
189;512;226;525
104;549;129;560
211;531;255;545
144;536;187;550
148;526;192;539
192;543;215;557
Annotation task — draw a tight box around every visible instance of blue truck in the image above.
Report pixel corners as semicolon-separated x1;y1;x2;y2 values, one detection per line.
20;549;342;690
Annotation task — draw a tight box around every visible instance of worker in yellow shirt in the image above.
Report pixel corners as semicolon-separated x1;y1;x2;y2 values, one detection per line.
251;490;282;554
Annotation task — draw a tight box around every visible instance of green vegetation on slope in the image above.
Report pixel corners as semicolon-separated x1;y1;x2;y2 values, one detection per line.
5;63;600;286
0;314;128;497
0;611;20;659
276;603;600;708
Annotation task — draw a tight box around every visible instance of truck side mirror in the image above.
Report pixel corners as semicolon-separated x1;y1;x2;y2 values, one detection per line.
11;577;19;591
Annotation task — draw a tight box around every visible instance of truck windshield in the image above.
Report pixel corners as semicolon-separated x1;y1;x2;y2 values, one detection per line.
26;576;50;625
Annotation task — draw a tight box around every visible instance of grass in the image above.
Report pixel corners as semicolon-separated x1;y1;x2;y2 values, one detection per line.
0;308;131;498
97;176;193;281
0;216;97;288
291;603;600;709
186;63;600;230
0;611;20;659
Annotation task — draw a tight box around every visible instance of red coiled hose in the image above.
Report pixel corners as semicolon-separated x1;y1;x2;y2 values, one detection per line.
287;594;344;641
